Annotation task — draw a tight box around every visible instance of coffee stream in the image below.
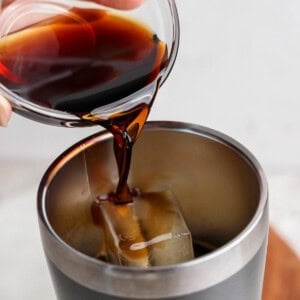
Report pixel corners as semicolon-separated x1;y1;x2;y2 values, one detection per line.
86;102;152;204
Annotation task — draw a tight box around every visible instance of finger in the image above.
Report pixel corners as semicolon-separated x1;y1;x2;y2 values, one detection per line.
95;0;143;10
0;95;12;127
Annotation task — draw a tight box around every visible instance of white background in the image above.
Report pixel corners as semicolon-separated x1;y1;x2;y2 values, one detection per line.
0;1;300;299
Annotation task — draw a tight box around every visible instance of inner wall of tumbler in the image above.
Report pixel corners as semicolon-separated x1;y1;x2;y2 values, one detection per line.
44;127;260;259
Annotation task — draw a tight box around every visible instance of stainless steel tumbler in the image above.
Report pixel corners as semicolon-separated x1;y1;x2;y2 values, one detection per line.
38;121;268;300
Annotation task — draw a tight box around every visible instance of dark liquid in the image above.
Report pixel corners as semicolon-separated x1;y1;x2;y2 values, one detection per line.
0;7;167;116
0;8;167;116
96;103;152;203
192;239;217;257
0;7;167;203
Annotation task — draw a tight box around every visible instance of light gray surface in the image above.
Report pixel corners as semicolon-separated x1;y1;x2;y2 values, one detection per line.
0;1;299;299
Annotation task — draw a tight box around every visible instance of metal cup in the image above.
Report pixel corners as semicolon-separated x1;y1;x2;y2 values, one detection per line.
38;121;268;300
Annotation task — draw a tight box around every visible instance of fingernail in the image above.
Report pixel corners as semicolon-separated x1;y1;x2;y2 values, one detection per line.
0;96;12;127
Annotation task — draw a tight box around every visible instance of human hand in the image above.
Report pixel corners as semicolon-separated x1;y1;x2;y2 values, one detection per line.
0;95;11;127
92;0;143;10
0;0;143;127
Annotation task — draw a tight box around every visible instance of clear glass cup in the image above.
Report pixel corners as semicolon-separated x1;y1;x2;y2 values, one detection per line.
0;0;179;126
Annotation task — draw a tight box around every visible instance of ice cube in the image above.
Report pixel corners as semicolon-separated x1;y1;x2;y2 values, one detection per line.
99;199;150;267
97;190;194;267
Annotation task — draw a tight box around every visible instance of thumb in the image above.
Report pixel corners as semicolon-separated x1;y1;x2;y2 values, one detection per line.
93;0;143;10
0;95;12;127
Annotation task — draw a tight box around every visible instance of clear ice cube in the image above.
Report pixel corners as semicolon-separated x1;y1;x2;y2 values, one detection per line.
98;190;194;267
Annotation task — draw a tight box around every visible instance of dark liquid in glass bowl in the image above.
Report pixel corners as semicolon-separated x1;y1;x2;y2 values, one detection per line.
0;7;167;117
